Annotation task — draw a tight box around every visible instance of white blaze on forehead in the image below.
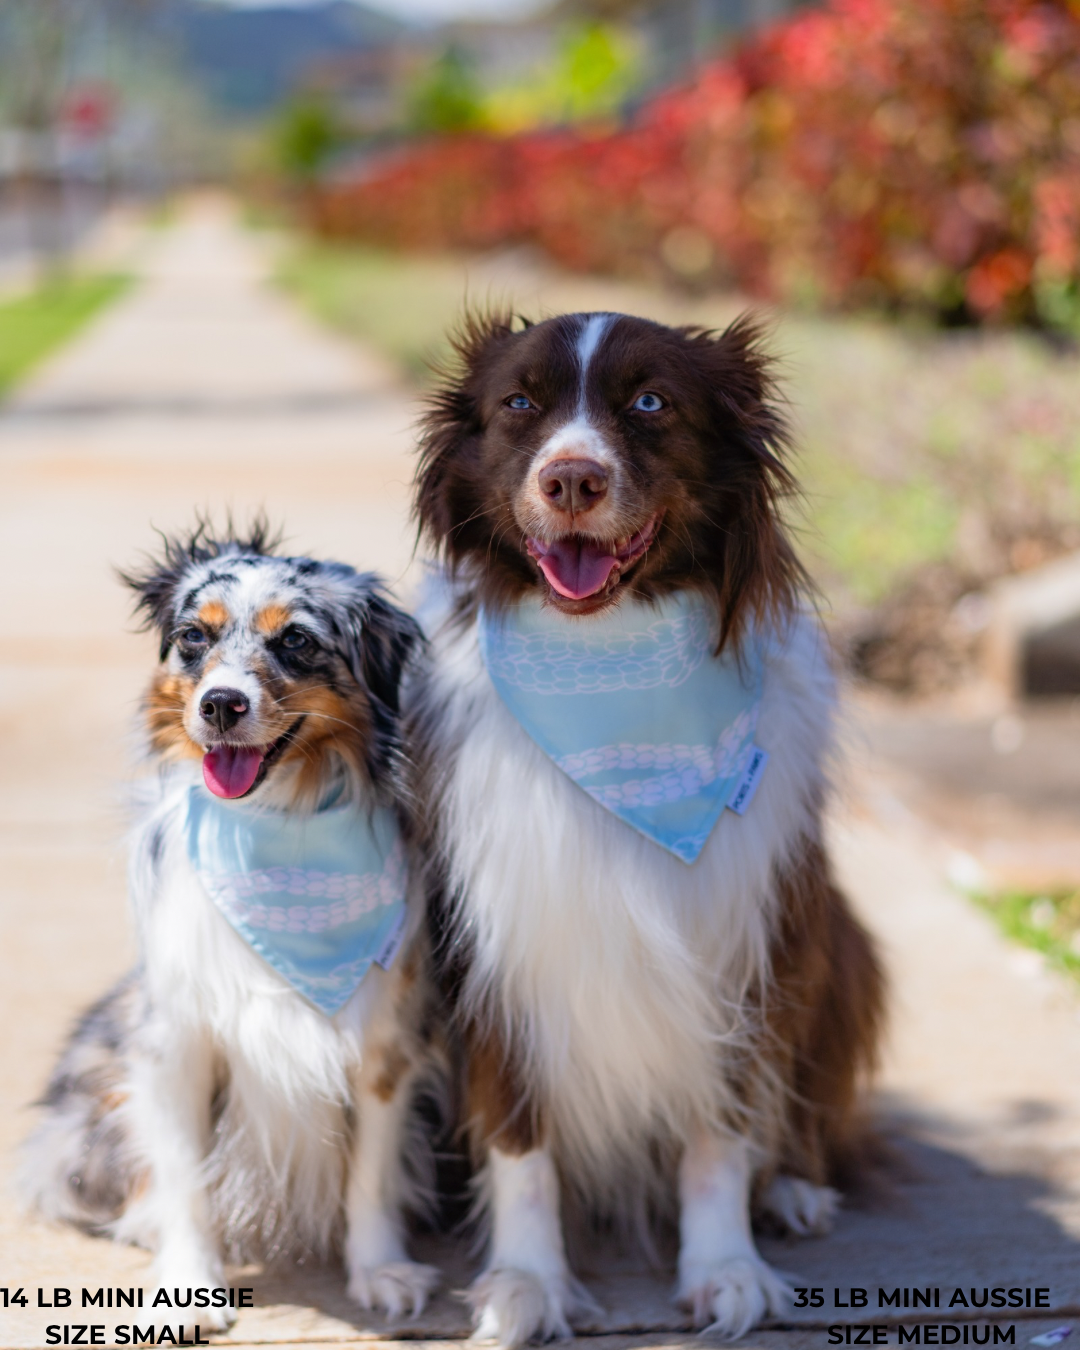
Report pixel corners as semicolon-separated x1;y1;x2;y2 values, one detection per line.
574;312;616;411
529;313;620;475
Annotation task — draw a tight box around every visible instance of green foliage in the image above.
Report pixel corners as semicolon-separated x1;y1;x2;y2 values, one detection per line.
973;889;1080;985
406;47;485;136
545;21;640;123
0;273;129;399
485;21;641;131
800;455;958;607
272;95;343;183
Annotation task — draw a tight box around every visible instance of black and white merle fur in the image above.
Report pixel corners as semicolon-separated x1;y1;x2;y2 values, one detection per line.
21;524;440;1332
406;312;885;1346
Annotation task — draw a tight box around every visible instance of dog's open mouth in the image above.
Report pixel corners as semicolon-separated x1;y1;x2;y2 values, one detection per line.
527;513;662;604
202;718;305;800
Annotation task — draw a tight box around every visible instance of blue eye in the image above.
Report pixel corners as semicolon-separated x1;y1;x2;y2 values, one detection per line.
180;627;207;645
633;392;664;412
280;628;309;650
506;394;535;411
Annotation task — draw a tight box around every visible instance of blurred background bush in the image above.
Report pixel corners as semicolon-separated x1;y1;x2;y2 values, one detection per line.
309;0;1080;332
2;0;1079;695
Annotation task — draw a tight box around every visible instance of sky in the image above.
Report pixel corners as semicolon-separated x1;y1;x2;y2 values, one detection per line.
219;0;540;21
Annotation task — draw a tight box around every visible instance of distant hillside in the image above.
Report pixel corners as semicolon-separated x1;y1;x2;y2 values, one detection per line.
157;1;411;115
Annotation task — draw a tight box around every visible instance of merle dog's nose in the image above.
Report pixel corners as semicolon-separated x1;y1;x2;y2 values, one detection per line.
538;457;609;514
199;687;250;734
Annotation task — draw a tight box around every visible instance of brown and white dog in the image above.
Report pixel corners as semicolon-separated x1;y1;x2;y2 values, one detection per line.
22;524;439;1333
405;312;885;1344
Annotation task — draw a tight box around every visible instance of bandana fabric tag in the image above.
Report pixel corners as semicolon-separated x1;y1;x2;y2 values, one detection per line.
478;593;765;864
184;787;408;1015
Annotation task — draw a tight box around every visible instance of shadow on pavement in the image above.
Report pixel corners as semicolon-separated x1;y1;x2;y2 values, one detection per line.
229;1105;1080;1344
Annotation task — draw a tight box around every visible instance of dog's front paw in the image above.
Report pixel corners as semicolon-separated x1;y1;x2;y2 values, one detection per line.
468;1267;600;1347
678;1256;791;1339
759;1175;840;1237
347;1260;440;1319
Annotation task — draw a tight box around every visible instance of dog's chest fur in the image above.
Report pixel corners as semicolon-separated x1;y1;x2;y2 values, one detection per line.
123;780;416;1255
416;592;835;1177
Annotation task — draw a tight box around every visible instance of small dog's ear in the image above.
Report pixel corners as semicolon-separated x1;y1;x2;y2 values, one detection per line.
357;590;423;720
414;308;520;553
119;546;191;660
332;575;423;770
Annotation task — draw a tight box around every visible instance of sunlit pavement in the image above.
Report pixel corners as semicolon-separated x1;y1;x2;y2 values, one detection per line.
1;200;1078;1349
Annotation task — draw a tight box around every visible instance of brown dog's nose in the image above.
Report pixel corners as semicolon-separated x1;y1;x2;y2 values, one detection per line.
200;687;250;735
537;457;609;514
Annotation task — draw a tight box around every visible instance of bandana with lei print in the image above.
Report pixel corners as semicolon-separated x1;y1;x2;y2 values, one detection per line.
478;592;768;864
184;787;407;1015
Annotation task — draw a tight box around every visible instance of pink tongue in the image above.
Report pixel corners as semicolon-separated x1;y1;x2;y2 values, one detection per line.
203;745;264;799
535;539;618;600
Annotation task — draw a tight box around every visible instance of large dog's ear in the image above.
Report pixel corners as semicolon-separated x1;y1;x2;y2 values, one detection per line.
330;572;423;771
414;309;521;556
680;314;807;648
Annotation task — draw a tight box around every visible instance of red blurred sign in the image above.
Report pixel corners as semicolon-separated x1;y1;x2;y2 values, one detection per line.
61;84;115;140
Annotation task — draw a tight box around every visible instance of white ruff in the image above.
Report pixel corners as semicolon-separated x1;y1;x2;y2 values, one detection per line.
413;583;834;1187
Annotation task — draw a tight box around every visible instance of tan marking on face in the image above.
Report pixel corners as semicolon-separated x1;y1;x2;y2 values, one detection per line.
276;679;373;809
197;600;229;628
144;670;203;761
255;602;292;635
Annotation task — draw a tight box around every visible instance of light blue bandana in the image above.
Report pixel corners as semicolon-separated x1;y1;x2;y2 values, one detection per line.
478;593;767;864
183;787;408;1015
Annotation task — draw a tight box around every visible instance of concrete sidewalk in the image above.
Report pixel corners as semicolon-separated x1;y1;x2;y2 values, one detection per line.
1;201;1078;1350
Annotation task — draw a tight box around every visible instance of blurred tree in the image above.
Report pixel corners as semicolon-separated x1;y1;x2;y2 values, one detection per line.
271;93;344;186
484;21;641;132
0;0;81;274
406;46;485;135
551;21;639;121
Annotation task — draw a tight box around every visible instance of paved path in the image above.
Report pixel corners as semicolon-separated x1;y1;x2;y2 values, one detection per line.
1;202;1078;1350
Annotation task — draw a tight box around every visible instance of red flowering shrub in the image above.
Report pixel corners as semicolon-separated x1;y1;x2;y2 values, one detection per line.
312;0;1080;325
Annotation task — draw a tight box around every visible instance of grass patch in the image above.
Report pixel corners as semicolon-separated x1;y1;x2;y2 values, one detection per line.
973;889;1080;984
0;272;130;399
275;235;1080;612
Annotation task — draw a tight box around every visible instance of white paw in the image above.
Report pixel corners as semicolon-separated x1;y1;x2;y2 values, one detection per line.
468;1267;600;1347
347;1260;440;1319
760;1176;840;1237
678;1256;792;1339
